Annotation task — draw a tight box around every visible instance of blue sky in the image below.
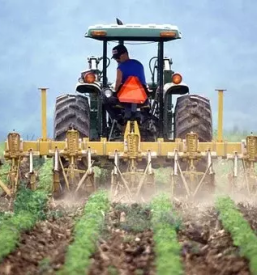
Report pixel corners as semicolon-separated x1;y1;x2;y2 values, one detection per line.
0;0;256;140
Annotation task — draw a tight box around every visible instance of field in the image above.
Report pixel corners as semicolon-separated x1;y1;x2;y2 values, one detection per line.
1;133;257;275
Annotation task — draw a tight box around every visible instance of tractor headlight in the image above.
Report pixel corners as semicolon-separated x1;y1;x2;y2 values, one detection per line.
104;88;113;98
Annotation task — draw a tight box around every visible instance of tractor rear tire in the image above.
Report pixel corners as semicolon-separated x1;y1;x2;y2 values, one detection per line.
174;94;212;141
53;94;90;141
53;94;91;198
174;94;214;198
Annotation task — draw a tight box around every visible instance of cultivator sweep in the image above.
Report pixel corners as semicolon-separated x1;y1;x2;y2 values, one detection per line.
1;21;257;200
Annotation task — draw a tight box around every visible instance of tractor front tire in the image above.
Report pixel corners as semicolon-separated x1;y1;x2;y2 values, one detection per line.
53;94;91;198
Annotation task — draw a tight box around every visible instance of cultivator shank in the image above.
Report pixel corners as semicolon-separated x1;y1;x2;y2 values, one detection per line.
170;132;216;198
228;135;257;195
110;121;155;202
51;129;95;196
1;132;37;196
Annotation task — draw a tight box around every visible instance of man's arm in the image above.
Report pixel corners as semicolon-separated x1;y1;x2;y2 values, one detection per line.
115;68;123;92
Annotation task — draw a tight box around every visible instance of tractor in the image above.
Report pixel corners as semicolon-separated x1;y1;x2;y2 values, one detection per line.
54;22;212;144
2;20;257;201
52;20;214;200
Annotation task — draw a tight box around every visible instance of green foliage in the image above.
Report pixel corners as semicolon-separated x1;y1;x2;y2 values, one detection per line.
93;166;109;186
213;127;257;142
107;265;119;275
0;159;51;262
37;158;53;193
135;270;144;275
57;190;110;275
216;196;257;274
34;156;45;169
154;168;172;186
0;142;4;157
0;161;10;187
150;193;183;275
0;142;9;190
38;257;52;274
0;204;44;262
115;203;151;233
14;187;48;220
13;158;52;218
0;211;13;225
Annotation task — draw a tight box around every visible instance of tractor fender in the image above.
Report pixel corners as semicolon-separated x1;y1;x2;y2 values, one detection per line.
75;81;101;94
163;82;189;96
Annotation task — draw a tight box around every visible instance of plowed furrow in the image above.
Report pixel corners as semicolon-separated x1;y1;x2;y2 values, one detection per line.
237;203;257;233
0;200;85;275
175;203;250;275
88;203;156;275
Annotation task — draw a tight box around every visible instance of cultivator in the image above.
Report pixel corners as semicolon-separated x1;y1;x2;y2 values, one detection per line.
0;89;257;200
1;21;257;200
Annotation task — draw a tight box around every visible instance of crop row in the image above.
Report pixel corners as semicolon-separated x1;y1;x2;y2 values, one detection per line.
0;158;52;262
55;192;184;275
150;194;183;275
54;192;257;275
149;194;257;275
57;190;110;275
1;159;257;275
216;196;257;275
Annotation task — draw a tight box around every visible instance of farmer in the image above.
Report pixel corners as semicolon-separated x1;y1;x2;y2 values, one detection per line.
103;44;148;125
111;44;147;92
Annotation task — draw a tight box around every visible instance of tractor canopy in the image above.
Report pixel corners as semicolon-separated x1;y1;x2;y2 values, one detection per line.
76;21;188;140
85;23;182;42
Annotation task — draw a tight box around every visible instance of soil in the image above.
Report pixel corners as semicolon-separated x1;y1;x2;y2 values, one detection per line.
0;196;13;212
0;195;256;275
175;201;250;275
0;198;85;275
88;203;156;275
237;202;257;233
